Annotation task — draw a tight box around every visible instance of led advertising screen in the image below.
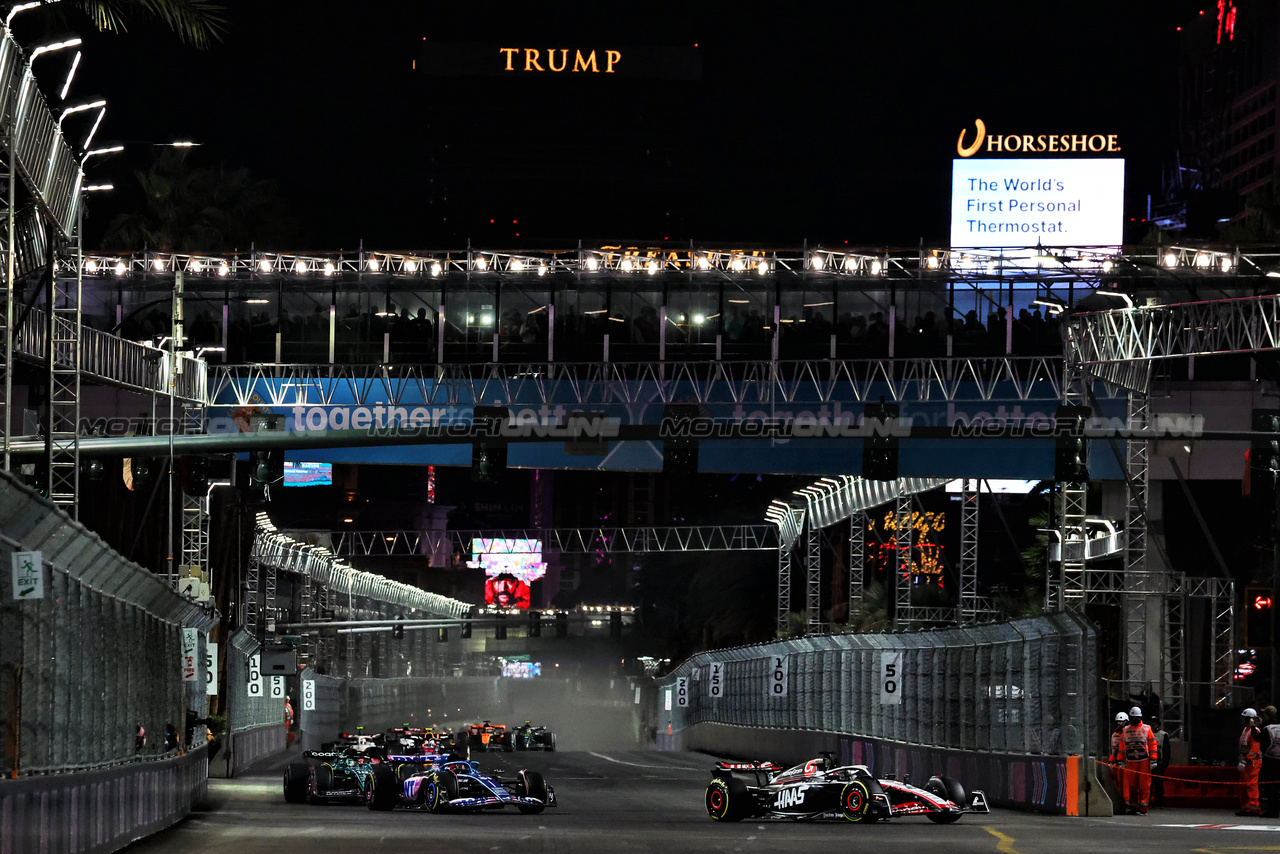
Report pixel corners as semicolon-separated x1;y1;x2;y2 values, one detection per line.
501;660;542;679
283;461;333;487
469;538;546;610
950;158;1124;249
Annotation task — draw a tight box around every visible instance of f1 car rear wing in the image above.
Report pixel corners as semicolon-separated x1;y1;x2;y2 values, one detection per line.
714;761;782;772
713;760;782;786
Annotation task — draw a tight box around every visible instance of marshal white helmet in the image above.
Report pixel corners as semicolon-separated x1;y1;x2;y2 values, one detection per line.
1129;706;1143;718
1115;712;1129;724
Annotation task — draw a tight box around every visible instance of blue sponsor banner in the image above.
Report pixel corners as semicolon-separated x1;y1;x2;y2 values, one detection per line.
212;378;1125;479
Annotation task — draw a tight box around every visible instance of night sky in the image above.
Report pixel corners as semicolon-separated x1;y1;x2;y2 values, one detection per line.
16;1;1209;249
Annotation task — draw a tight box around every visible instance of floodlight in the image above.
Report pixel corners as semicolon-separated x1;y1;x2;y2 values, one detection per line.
29;37;81;61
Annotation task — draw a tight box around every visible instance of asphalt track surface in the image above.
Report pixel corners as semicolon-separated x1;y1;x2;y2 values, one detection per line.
123;749;1280;853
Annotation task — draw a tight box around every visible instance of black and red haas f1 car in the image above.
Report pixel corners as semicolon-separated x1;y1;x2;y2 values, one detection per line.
705;756;990;824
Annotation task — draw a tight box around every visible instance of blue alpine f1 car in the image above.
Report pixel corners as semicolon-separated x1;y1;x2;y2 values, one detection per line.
364;756;556;814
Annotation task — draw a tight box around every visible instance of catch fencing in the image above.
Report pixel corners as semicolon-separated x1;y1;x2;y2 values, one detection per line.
0;471;216;852
657;612;1095;758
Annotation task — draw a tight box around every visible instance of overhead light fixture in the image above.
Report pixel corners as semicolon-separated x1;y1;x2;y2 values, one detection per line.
647;260;659;275
1163;252;1177;268
84;258;97;273
323;261;336;276
294;260;307;274
756;260;769;275
538;262;548;276
152;257;166;271
6;2;51;27
810;254;825;270
82;182;112;191
621;258;634;272
585;255;600;271
258;259;272;273
475;255;488;271
58;49;81;100
367;256;380;272
113;260;126;276
58;98;104;126
30;37;82;61
696;255;711;270
430;261;442;277
217;262;230;277
871;260;884;275
404;259;419;273
1096;290;1134;308
512;258;525;271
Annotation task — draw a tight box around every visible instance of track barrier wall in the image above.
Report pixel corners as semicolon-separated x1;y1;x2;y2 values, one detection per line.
655;613;1096;813
0;471;217;852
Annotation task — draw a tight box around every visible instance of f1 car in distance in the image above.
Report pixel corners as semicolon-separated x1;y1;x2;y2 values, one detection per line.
319;728;387;756
704;756;990;823
512;721;556;751
365;756;557;814
462;720;514;752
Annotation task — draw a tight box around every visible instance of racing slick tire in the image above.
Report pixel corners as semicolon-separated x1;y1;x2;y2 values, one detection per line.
283;762;311;803
515;734;527;751
306;764;334;805
367;764;401;811
424;769;459;813
516;770;549;814
705;775;749;821
503;732;515;752
840;780;873;822
925;776;967;824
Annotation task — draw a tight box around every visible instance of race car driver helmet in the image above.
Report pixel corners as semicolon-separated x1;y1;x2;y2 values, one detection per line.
1115;712;1129;725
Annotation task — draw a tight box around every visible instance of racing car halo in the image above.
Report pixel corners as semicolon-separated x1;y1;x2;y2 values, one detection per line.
705;756;989;823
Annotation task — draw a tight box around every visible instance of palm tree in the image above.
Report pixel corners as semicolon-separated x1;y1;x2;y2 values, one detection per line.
101;147;295;251
72;0;226;49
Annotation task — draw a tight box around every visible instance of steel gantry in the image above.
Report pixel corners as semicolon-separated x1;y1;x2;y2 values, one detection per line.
207;355;1078;410
771;476;950;634
324;525;780;556
958;479;982;623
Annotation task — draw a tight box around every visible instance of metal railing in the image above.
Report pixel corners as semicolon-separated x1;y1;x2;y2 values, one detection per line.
0;27;82;239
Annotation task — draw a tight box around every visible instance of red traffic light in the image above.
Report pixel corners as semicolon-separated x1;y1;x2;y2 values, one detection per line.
1255;594;1274;610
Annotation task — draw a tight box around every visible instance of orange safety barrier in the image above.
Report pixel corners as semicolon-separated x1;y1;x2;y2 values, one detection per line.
1098;760;1240;808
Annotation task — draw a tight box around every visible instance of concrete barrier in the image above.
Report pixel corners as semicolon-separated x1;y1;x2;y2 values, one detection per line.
210;723;286;778
0;746;207;854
